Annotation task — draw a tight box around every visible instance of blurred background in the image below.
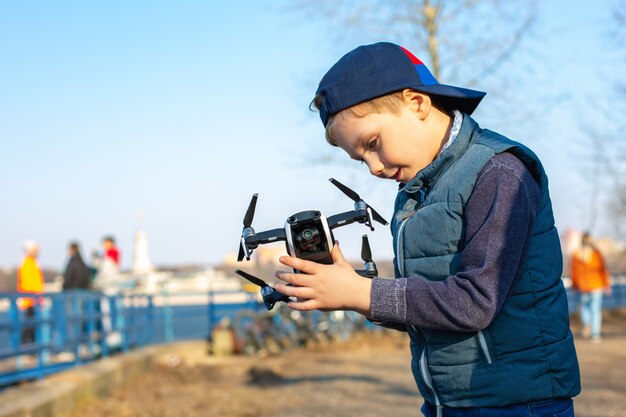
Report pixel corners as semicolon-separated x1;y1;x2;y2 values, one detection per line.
1;0;625;281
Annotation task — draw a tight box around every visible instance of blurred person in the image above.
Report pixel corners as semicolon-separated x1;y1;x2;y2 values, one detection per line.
92;235;121;292
92;235;123;348
62;241;93;348
63;241;91;290
103;235;120;266
571;232;611;342
17;240;44;344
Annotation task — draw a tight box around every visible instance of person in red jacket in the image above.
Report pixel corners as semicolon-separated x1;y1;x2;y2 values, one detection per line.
17;241;44;344
94;235;123;348
571;232;612;342
102;235;120;266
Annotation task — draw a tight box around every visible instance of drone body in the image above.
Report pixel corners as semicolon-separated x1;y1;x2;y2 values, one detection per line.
236;178;387;310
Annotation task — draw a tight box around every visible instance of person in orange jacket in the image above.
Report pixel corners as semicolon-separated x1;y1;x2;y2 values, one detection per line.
571;232;611;342
17;241;44;344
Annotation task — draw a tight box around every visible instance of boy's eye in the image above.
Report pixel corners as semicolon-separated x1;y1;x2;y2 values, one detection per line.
367;138;378;150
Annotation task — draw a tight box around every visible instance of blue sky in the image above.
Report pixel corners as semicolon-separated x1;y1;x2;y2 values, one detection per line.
0;1;621;270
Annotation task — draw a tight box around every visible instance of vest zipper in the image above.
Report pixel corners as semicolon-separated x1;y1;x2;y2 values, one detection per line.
477;330;493;364
398;191;442;414
413;324;442;416
395;217;408;276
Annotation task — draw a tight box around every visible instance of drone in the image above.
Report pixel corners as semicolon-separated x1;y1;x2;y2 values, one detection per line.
235;178;388;310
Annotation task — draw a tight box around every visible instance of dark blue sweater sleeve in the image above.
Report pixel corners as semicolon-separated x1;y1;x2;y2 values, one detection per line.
369;152;541;332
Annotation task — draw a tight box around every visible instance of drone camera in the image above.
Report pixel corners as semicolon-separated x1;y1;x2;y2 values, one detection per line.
296;227;320;251
286;210;334;267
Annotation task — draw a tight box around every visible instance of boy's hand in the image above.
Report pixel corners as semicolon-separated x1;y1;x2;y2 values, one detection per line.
274;242;372;315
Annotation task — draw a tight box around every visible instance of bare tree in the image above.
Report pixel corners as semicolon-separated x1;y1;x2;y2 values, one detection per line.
584;1;626;236
289;0;540;166
585;126;626;235
290;0;537;95
609;3;626;233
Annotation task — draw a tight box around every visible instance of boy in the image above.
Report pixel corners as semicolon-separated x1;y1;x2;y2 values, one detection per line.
274;42;580;417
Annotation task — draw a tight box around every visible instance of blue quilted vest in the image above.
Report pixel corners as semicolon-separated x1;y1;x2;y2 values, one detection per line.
391;116;580;408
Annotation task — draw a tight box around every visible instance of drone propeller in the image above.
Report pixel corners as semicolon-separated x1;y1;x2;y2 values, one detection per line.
359;234;378;278
361;234;372;263
243;194;258;228
235;269;290;310
237;194;259;262
237;246;246;263
329;178;388;225
329;177;360;202
235;269;267;288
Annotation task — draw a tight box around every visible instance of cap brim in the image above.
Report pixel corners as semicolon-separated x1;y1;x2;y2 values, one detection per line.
410;84;486;115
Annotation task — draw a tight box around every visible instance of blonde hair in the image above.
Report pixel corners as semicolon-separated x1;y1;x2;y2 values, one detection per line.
311;91;406;146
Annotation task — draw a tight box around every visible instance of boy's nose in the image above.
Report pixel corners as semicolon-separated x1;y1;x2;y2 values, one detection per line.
367;160;385;177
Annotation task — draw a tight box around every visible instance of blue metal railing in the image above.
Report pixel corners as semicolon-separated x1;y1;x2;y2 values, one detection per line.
0;289;263;388
563;275;626;314
1;278;624;388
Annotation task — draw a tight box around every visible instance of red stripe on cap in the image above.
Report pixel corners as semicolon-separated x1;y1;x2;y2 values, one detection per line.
399;46;424;65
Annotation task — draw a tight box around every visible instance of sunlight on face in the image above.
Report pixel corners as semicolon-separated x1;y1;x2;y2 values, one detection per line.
330;106;439;184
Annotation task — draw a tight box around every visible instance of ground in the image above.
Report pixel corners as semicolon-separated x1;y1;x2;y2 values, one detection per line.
71;311;626;417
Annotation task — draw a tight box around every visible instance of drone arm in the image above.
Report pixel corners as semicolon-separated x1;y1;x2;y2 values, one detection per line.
244;228;287;248
240;228;287;261
328;210;370;230
254;228;287;244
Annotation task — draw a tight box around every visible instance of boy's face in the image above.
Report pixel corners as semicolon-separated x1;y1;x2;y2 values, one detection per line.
330;96;442;184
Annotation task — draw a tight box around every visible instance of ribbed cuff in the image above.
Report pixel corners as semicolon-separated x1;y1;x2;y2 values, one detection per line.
370;277;407;323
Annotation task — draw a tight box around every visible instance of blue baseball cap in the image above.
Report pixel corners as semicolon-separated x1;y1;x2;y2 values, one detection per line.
315;42;486;126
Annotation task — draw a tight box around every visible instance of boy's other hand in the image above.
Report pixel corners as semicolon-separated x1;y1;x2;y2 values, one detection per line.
274;242;372;315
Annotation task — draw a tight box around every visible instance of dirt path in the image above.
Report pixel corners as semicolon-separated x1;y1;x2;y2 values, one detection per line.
570;309;626;417
72;312;626;417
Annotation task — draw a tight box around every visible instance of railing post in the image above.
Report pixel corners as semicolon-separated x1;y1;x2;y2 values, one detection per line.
85;294;96;357
100;294;110;358
33;299;49;380
126;295;134;350
40;297;51;366
161;282;173;342
147;295;154;345
207;288;214;343
10;297;22;369
69;293;81;362
116;294;128;352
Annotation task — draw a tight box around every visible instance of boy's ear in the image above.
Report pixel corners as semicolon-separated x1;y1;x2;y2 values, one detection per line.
401;89;431;120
